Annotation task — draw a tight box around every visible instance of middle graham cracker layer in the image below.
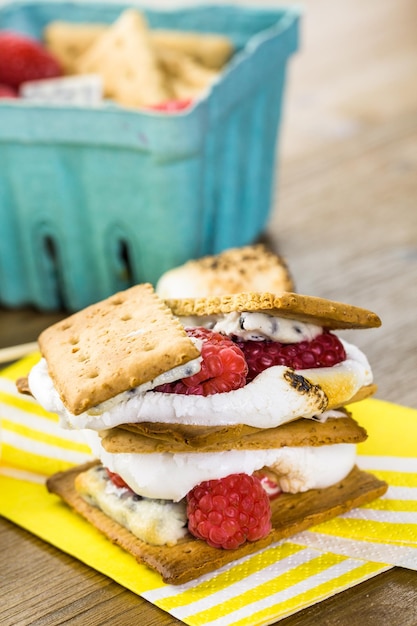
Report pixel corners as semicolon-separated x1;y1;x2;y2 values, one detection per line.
99;414;368;454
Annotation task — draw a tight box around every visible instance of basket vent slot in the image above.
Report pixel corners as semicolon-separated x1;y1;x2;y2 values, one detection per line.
115;237;135;289
41;233;65;308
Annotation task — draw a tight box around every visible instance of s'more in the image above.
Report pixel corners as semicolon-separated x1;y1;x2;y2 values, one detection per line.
155;244;295;298
24;283;387;584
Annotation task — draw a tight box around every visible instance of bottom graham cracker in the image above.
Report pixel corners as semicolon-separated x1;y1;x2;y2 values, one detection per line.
47;463;387;585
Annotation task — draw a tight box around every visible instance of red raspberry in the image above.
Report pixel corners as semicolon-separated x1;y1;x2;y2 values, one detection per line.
0;31;62;89
0;83;18;98
155;327;248;396
106;469;133;492
186;473;272;549
237;331;346;382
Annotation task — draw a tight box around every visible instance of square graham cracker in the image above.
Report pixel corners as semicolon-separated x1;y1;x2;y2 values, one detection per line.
38;284;200;415
47;463;387;585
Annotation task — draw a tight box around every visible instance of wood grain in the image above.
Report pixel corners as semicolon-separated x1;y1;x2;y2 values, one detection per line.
1;0;417;623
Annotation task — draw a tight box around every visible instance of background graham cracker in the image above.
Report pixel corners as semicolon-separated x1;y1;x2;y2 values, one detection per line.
156;244;295;298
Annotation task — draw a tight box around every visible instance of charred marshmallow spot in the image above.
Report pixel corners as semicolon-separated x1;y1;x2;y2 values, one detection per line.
285;370;325;397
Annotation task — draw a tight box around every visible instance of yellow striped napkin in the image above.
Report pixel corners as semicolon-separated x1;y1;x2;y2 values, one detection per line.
292;399;417;569
0;471;389;625
3;355;416;625
0;353;94;475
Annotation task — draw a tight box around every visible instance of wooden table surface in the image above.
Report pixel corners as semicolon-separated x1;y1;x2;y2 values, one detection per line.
1;0;417;624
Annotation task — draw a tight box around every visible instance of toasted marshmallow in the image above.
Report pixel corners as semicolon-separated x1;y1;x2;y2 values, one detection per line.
28;336;372;431
85;430;356;501
156;245;294;298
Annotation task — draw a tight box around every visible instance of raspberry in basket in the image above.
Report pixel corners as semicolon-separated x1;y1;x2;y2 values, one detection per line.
0;31;62;89
0;83;18;98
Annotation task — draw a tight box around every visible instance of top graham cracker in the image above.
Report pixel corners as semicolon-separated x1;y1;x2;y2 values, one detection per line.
165;291;382;330
38;284;200;415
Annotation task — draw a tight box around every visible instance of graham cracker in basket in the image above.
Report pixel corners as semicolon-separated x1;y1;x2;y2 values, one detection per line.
47;462;388;585
44;20;234;76
37;283;200;416
152;29;234;70
165;291;382;330
157;45;218;89
74;9;171;107
44;21;108;74
99;414;368;454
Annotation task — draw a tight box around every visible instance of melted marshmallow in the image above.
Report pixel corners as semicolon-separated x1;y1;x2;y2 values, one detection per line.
181;312;323;342
29;339;372;431
27;311;325;419
84;430;356;501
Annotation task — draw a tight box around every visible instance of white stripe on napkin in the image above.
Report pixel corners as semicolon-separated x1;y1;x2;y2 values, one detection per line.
339;508;417;525
2;429;93;464
358;455;417;473
172;558;377;625
294;531;415;570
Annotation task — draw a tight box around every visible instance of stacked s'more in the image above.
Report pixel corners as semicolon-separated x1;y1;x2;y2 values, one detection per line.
24;278;387;584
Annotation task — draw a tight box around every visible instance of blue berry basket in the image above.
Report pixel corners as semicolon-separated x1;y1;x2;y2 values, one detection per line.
0;0;299;311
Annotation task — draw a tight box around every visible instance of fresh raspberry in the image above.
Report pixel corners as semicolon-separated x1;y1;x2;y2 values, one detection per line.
187;473;272;549
236;331;346;382
106;469;133;491
0;31;62;89
0;83;18;98
155;327;248;396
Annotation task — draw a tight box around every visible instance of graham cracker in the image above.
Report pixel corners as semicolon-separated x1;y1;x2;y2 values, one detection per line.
156;244;295;298
99;415;368;454
44;21;233;76
16;376;31;396
38;283;200;415
346;383;377;404
152;29;234;69
165;291;381;330
47;462;388;585
74;9;171;107
157;45;218;89
43;21;108;74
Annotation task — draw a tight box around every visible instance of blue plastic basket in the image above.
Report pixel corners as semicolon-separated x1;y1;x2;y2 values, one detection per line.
0;1;299;311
